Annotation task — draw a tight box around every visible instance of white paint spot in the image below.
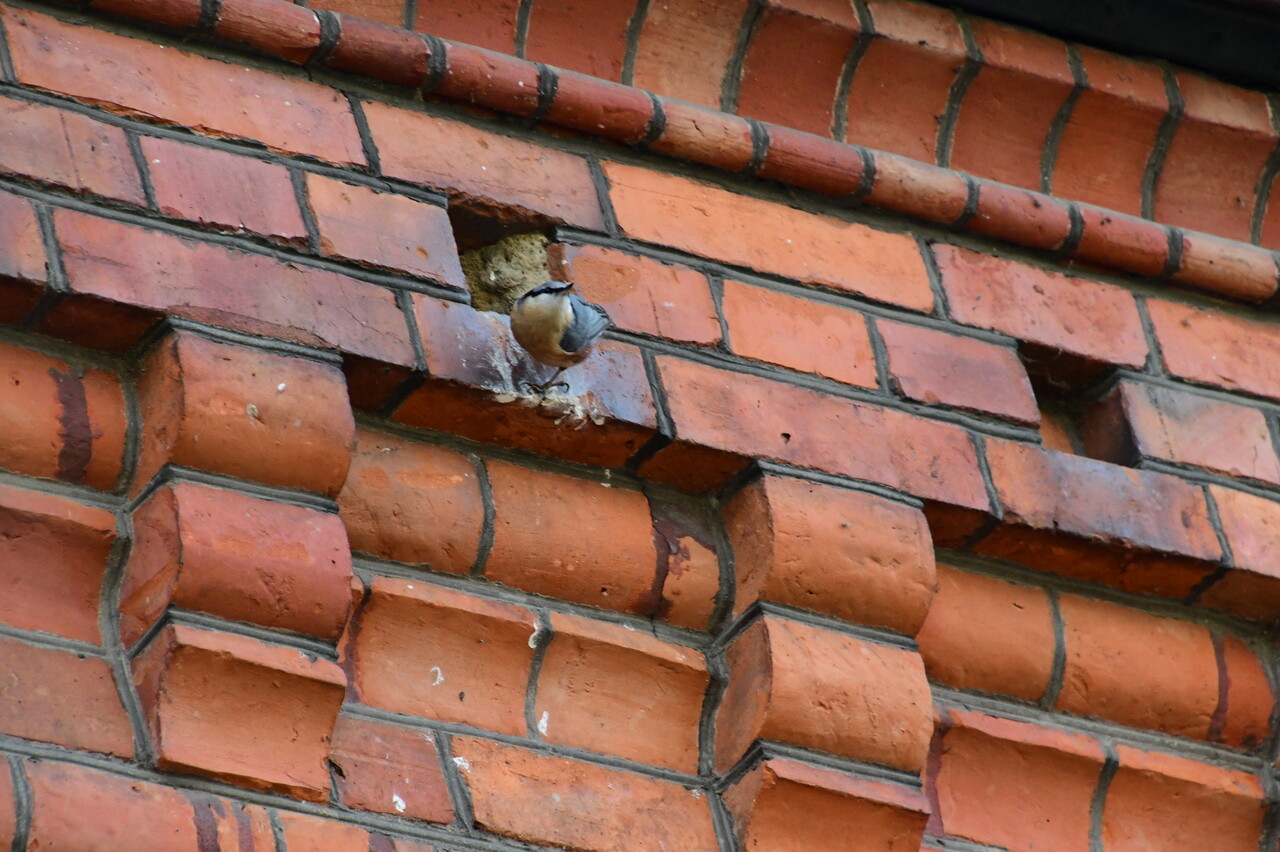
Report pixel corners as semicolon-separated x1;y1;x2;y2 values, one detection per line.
453;756;471;771
430;666;444;686
392;793;407;813
528;624;543;648
406;584;414;590
277;383;287;392
537;711;549;735
552;792;562;803
246;403;259;419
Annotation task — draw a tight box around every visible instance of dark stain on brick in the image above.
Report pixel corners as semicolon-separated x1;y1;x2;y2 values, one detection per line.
48;366;92;483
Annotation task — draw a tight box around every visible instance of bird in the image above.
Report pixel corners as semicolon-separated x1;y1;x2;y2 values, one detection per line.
509;281;612;392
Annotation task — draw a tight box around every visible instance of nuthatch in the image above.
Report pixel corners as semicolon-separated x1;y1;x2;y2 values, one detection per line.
509;281;611;391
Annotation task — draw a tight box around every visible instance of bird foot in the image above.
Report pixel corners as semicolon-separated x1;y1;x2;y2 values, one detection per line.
520;379;571;395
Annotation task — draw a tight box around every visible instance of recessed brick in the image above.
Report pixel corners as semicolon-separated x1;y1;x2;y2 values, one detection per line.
630;0;750;108
121;481;353;646
132;624;347;800
338;427;484;573
534;612;708;772
726;475;935;634
452;737;718;850
329;713;454;823
1146;298;1280;400
0;483;116;643
880;319;1039;424
134;330;356;496
347;578;537;735
721;280;878;388
916;564;1055;702
305;174;466;287
0;341;127;491
1;5;364;165
0;94;144;204
0;636;133;757
525;0;632;81
1197;486;1280;620
604;162;935;312
0;190;46;325
715;616;933;773
140;136;306;242
484;461;660;614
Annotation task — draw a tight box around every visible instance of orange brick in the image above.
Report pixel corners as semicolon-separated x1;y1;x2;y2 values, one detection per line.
1146;299;1280;400
347;579;537;735
1056;594;1217;738
0;190;46;324
0;636;133;756
121;481;352;645
134;330;356;496
0;483;116;643
0;342;126;491
140;136;306;242
187;795;276;852
1173;230;1278;303
880;319;1039;424
132;624;346;800
725;758;929;851
726;475;935;634
549;243;721;346
452;737;718;849
716;616;932;773
916;564;1055;702
413;0;518;51
329;714;454;823
1197;486;1280;620
0;761;11;849
721;280;878;387
277;811;372;851
305;174;465;286
604;162;935;312
650;498;723;630
534;613;708;772
1218;636;1273;750
525;0;632;81
338;428;484;573
934;245;1148;372
485;461;661;614
1102;747;1265;851
362;103;604;230
213;0;322;65
0;94;144;204
631;0;750;108
2;6;363;164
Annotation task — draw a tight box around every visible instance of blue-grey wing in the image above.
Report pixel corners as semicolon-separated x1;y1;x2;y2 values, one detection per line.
559;293;612;353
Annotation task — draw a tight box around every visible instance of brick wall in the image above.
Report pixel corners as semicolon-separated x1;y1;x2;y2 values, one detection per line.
0;0;1278;849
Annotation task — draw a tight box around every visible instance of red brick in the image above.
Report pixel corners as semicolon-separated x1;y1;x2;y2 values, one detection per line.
338;427;483;573
916;564;1055;702
758;124;868;197
0;636;133;756
880;319;1039;424
977;439;1221;597
932;710;1105;852
322;0;401;26
277;811;372;851
721;280;878;387
650;98;756;173
399;296;658;469
1084;380;1280;485
0;761;11;850
966;183;1074;253
1069;205;1171;279
48;211;416;363
645;357;991;518
121;481;352;645
133;331;355;495
935;245;1148;375
1056;594;1217;738
484;461;661;614
864;153;970;224
214;0;321;65
716;616;932;773
605;162;935;312
362;103;604;231
329;714;454;823
631;0;750;108
0;483;116;643
433;42;541;118
544;70;656;146
1218;636;1272;750
452;737;718;849
305;174;465;286
1102;747;1265;851
725;758;929;851
845;1;966;163
1051;47;1167;216
1198;486;1280;620
726;475;935;634
412;0;517;52
1039;409;1077;454
1;6;364;165
132;624;346;800
188;796;276;852
325;12;431;88
649;499;723;630
1147;299;1280;400
0;342;126;491
1263;172;1280;249
1155;72;1277;242
0;190;45;325
736;0;861;136
27;761;198;850
549;243;721;345
0;94;144;204
347;579;537;735
525;0;632;81
1173;230;1279;303
951;20;1074;189
534;612;707;772
88;0;203;28
140;136;305;243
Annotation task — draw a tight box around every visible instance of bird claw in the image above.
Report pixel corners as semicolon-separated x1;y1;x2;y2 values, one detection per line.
520;379;571;395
